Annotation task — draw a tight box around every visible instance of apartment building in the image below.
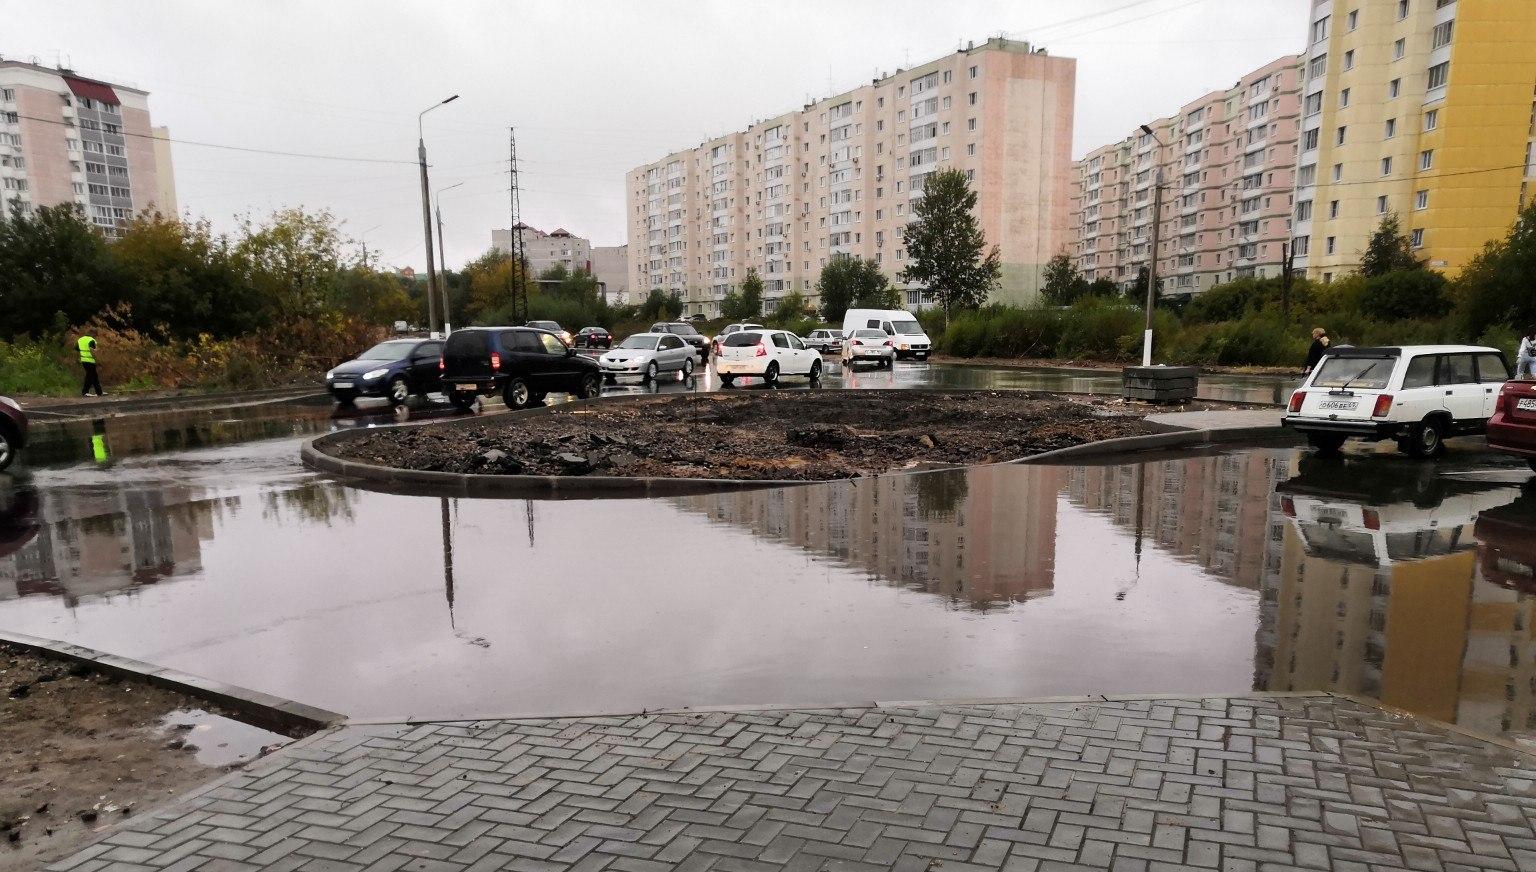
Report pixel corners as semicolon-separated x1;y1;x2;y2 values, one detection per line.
626;38;1076;316
491;224;593;276
589;244;629;304
1294;0;1536;279
0;60;176;234
1068;56;1303;298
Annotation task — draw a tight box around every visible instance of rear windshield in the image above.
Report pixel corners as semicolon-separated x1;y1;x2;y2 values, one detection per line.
445;331;489;354
892;319;924;335
618;336;658;350
854;329;887;339
666;323;699;335
723;332;763;347
357;340;418;360
1311;356;1394;391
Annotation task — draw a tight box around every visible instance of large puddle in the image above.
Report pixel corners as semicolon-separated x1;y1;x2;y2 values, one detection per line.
4;387;1535;741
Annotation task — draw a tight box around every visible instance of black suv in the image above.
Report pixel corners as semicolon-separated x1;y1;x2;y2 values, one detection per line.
650;322;707;359
441;327;602;410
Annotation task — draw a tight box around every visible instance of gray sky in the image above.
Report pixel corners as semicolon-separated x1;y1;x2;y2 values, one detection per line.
4;0;1307;271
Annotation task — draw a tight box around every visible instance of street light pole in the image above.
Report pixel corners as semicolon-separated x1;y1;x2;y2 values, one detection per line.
418;95;459;337
1139;124;1166;367
435;181;465;334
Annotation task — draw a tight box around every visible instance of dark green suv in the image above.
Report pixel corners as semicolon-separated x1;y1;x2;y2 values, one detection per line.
441;327;602;410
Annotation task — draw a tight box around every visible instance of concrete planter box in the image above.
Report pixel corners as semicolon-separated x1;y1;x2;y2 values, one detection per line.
1123;365;1200;403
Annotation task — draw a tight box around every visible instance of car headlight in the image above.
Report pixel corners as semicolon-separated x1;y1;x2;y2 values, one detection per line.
325;370;336;380
363;368;390;380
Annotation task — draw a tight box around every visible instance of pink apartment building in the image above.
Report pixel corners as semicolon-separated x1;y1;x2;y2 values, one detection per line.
0;60;176;235
1068;55;1302;298
627;38;1076;314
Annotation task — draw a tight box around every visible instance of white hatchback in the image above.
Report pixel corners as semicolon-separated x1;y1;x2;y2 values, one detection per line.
714;329;822;386
1283;345;1511;457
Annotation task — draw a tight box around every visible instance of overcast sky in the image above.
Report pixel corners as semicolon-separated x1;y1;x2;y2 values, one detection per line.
5;0;1307;271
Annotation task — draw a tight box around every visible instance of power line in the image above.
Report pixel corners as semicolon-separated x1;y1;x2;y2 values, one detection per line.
13;112;416;165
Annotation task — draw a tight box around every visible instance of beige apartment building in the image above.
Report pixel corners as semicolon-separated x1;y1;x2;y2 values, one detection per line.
1068;56;1303;298
626;38;1076;315
0;60;176;234
491;224;592;276
588;244;629;304
1293;0;1536;280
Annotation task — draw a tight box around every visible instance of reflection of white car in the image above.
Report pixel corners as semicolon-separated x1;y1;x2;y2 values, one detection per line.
1282;488;1519;568
841;329;895;368
714;329;822;386
598;333;695;382
1283;345;1510;457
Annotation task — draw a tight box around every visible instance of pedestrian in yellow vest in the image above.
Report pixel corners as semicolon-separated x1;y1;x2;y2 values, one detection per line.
77;334;104;397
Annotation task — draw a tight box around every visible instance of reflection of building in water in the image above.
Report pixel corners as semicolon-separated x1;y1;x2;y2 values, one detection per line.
680;466;1063;609
1066;452;1291;590
0;487;228;605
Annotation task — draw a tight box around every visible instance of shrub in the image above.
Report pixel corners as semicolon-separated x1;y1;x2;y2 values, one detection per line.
1360;270;1452;321
0;339;76;395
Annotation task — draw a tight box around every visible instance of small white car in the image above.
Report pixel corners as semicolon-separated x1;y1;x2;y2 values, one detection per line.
803;329;841;353
1283;344;1511;457
714;329;822;386
841;329;896;368
710;322;766;357
598;332;696;382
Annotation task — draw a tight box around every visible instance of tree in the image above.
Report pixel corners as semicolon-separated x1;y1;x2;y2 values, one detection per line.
234;207;353;319
1040;253;1089;306
1127;267;1150;303
723;270;764;320
1457;201;1536;335
770;290;811;325
1360;213;1423;278
0;202;125;338
1087;278;1119;298
1361;269;1451;321
460;248;520;324
817;257;895;322
900;168;1000;316
112;212;259;339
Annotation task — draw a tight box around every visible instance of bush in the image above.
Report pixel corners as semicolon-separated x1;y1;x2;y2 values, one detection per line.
1360;270;1452;321
0;339;76;395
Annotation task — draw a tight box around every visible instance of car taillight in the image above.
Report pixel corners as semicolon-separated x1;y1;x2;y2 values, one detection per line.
1281;496;1295;517
884;340;893;347
852;340;863;346
1372;394;1393;417
755;342;768;357
1288;391;1305;413
490;352;501;371
1362;508;1381;530
438;356;445;372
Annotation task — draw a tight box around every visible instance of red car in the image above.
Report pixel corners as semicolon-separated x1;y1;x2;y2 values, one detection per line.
0;396;26;472
1487;380;1536;472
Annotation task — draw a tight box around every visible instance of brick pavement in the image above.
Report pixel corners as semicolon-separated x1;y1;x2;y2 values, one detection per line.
50;694;1536;871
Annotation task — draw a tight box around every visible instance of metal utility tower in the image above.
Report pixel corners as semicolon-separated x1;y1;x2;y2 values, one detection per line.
508;128;530;324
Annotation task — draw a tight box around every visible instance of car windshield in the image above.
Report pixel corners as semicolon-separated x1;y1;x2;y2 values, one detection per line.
1311;356;1395;390
723;332;763;347
529;321;560;331
892;319;924;335
617;336;658;350
356;340;418;361
854;329;887;339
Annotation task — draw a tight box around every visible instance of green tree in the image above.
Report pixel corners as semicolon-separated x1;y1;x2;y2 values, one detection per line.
1040;252;1089;306
460;248;521;324
1087;278;1119;298
817;257;894;322
724;270;764;320
331;267;416;326
900;168;1000;316
770;290;810;325
1457;201;1536;334
0;202;125;338
1360;269;1451;321
112;212;259;339
1360;212;1423;278
234;207;351;319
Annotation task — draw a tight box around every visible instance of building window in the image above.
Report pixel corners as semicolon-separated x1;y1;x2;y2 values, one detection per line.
1312;16;1330;43
966;143;975;156
965;169;974;181
1424;109;1439;130
1297;200;1313;221
1411;228;1424;248
1303;128;1319;151
943;70;952;83
1381;157;1393;175
1398;0;1409;19
969;65;978;78
1298;165;1317;187
1304;92;1323;116
1432;20;1454;49
1329;200;1339;218
1308;54;1328;79
1332;163;1343;182
967;118;976;131
1393;38;1406;60
1377;195;1389;214
1293;235;1310;256
1427;62;1450;90
1420;149;1434;169
1344;50;1355;70
0;88;11;102
1385;118;1397;138
1336;126;1347;145
1325;236;1336;254
1389;78;1401;98
1340;88;1350;107
1415;189;1429;210
967;92;977;106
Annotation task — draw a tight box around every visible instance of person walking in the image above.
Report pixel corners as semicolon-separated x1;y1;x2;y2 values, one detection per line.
77;334;104;397
1519;324;1536;380
1305;327;1331;374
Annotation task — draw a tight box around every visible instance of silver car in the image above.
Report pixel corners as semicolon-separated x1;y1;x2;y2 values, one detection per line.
599;332;697;382
841;328;895;368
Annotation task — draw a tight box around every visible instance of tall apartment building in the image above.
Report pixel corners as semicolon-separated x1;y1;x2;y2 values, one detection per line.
491;224;593;276
626;38;1076;316
1294;0;1536;280
0;60;176;234
1067;56;1303;297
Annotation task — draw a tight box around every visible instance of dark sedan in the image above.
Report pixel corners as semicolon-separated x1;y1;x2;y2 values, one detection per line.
326;338;445;406
0;396;26;471
575;327;612;349
650;322;708;360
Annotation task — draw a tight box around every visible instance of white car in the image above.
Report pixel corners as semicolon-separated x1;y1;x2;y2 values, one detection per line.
842;308;931;360
803;329;841;353
714;329;822;386
841;329;896;368
1283;344;1511;457
598;333;696;382
710;322;766;357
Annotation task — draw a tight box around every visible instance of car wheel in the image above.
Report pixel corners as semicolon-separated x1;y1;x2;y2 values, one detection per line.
1405;418;1446;458
0;426;14;471
764;362;780;386
682;358;695;379
808;359;822;381
721;375;735;387
387;376;410;406
450;393;477;411
578;373;602;399
503;377;532;410
643;361;659;383
1305;433;1347;454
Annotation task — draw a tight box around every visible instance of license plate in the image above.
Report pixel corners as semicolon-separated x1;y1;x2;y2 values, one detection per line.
331;382;353;389
454;384;477;392
1519;398;1536;411
1319;400;1357;411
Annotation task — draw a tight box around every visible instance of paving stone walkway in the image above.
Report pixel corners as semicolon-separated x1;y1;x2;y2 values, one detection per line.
52;694;1536;872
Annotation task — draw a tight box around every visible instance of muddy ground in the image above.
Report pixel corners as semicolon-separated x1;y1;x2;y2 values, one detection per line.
0;644;289;871
333;390;1171;481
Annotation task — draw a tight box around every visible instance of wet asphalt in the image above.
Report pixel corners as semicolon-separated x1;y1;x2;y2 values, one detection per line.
2;360;1535;743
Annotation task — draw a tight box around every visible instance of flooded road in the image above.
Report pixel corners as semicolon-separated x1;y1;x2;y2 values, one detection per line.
5;363;1534;741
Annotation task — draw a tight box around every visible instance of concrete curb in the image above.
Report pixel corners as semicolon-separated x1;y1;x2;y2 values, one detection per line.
1019;423;1297;465
0;630;345;736
26;387;326;422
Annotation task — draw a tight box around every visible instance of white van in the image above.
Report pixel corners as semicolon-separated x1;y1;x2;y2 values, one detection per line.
1282;345;1510;457
841;309;931;360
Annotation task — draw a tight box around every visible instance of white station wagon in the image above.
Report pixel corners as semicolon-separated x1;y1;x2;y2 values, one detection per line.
1283;345;1511;457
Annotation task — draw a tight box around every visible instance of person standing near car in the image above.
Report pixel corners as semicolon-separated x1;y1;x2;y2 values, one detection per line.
77;334;104;397
1518;324;1536;379
1305;327;1330;374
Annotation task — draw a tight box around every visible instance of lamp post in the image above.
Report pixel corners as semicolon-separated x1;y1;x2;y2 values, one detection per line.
435;181;465;333
1138;124;1167;367
418;94;459;336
